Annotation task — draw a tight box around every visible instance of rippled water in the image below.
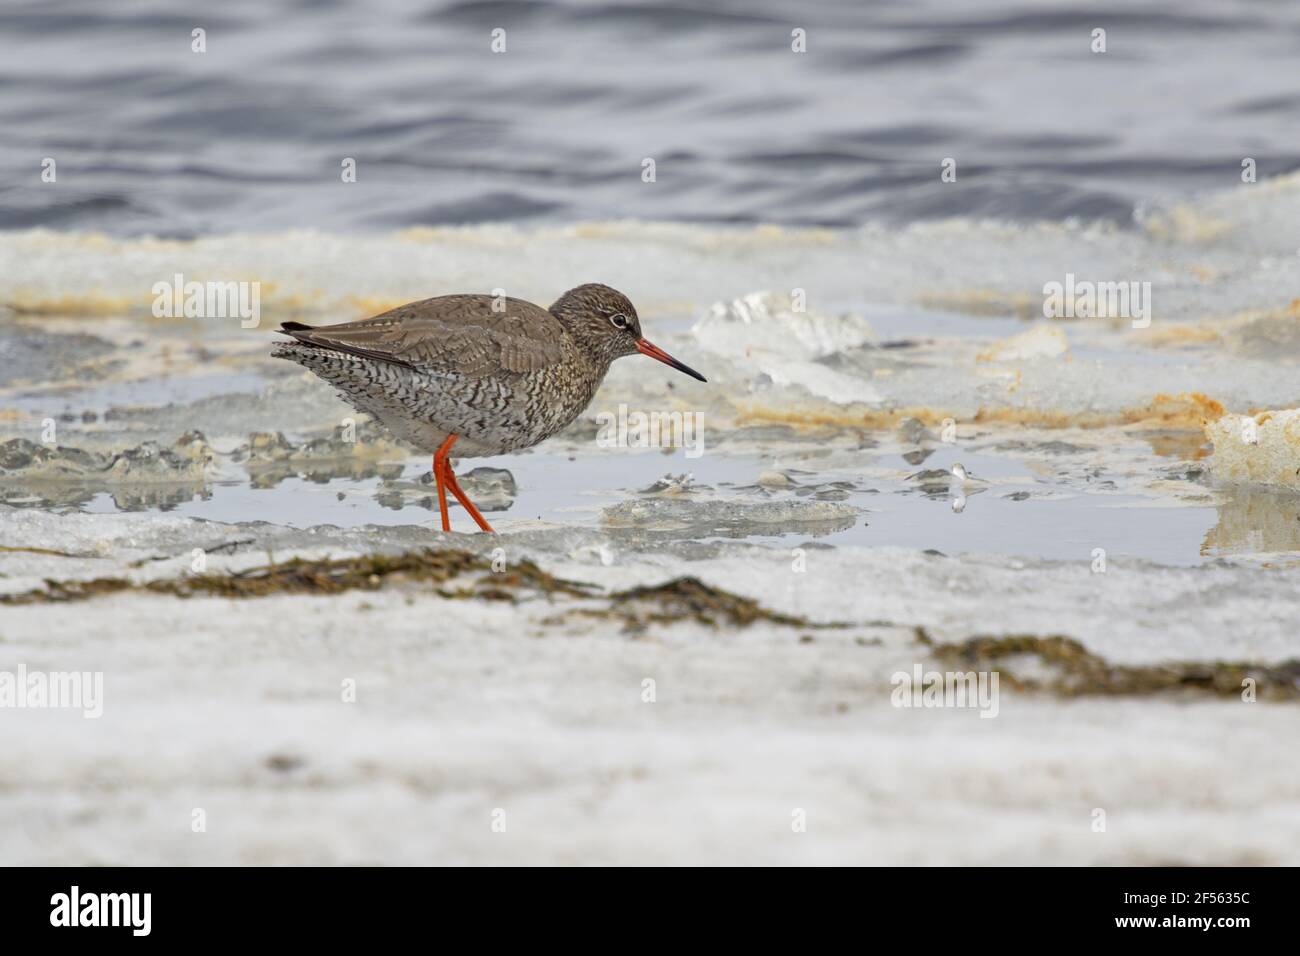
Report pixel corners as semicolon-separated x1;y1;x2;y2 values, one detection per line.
4;0;1300;234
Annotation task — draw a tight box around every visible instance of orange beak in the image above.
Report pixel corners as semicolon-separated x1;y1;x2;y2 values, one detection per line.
636;338;707;383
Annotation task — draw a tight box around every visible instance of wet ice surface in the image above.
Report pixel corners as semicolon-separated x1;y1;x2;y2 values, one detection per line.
3;443;1278;568
4;181;1300;864
1;372;1289;567
5;179;1300;583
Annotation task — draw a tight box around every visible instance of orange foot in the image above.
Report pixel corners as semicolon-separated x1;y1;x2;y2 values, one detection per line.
432;433;495;534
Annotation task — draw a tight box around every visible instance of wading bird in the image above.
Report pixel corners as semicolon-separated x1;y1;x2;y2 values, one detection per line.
273;284;707;533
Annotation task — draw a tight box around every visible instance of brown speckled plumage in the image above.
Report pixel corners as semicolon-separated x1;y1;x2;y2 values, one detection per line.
272;283;706;532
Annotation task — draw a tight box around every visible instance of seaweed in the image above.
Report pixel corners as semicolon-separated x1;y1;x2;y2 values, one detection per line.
7;548;1297;701
1;549;593;605
915;627;1300;700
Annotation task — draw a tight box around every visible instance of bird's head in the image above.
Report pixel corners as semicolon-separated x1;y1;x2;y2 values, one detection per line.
550;283;706;382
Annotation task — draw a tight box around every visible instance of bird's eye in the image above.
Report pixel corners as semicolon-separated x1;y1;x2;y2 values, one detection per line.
609;313;629;329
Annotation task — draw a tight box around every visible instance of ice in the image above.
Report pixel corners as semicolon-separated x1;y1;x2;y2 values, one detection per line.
6;178;1300;864
637;473;694;495
1206;409;1300;492
4;596;1297;866
7;176;1300;426
692;291;876;359
601;497;858;532
691;292;883;405
450;467;518;511
976;324;1069;362
0;433;212;482
3;512;1300;864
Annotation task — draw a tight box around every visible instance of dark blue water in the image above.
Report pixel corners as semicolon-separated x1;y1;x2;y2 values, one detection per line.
2;0;1298;235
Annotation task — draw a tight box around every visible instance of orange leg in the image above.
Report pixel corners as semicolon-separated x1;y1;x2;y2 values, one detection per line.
432;433;495;534
432;435;454;532
443;467;496;533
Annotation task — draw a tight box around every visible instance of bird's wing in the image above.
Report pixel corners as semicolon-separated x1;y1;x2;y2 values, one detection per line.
279;295;569;376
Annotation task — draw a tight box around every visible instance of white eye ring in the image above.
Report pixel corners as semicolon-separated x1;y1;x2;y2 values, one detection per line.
609;313;629;329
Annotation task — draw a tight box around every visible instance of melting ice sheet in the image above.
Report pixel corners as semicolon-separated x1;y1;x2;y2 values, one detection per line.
3;178;1300;552
4;178;1300;568
5;181;1300;866
0;434;1294;567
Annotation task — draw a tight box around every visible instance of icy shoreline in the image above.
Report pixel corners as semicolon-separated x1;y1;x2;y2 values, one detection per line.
3;510;1298;865
4;182;1300;864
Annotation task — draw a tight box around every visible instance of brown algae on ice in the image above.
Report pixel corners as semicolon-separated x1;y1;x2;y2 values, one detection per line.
734;391;1227;432
0;548;594;605
602;576;843;631
917;288;1040;318
916;627;1300;700
544;577;840;634
5;545;1298;700
1;547;835;631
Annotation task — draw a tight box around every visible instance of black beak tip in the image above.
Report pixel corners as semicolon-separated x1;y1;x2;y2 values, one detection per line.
673;362;707;383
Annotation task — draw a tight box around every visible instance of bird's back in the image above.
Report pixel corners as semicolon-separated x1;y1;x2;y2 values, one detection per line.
283;295;571;373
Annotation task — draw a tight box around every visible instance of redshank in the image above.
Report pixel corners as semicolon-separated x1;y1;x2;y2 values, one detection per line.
272;283;706;533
